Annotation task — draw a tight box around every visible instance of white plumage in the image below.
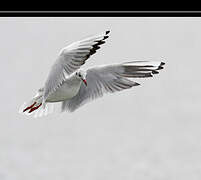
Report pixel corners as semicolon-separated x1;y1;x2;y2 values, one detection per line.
19;31;165;117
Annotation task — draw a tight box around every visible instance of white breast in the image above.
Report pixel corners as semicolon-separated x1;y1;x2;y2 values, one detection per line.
46;78;82;102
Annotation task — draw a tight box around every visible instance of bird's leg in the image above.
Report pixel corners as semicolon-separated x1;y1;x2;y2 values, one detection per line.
28;103;42;113
23;102;36;112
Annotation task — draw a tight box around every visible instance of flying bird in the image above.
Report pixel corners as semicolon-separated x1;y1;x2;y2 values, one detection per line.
19;31;165;117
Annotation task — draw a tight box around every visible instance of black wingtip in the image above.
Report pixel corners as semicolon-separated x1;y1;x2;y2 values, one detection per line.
152;70;159;74
161;62;165;66
106;30;110;35
103;35;109;40
156;62;165;70
157;66;164;70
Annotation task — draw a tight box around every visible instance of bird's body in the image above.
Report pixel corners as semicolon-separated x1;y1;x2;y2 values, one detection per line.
46;74;82;102
19;31;165;117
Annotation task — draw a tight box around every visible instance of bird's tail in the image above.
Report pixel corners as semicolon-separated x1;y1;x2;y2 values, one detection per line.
19;89;57;118
18;91;43;114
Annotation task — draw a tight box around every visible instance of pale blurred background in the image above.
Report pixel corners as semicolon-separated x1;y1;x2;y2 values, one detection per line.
0;17;200;180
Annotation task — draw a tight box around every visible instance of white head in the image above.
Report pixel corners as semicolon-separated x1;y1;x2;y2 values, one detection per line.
75;69;87;86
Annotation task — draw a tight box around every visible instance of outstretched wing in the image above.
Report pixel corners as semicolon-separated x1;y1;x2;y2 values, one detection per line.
43;31;110;101
61;61;165;112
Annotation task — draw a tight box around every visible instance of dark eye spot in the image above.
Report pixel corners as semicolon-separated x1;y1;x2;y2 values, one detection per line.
79;74;81;77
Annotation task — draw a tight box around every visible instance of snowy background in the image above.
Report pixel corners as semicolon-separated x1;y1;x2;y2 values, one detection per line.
0;17;200;179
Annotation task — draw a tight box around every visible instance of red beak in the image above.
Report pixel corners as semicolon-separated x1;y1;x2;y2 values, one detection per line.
83;79;87;86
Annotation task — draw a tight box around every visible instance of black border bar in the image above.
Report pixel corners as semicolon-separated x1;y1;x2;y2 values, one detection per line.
0;11;201;17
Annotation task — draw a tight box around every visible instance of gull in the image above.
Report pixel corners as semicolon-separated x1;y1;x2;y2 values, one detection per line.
19;31;165;117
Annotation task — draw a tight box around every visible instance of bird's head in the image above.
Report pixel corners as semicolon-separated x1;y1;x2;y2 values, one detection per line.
75;70;87;86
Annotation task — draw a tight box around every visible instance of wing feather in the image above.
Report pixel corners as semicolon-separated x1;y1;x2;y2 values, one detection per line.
61;61;165;112
43;31;110;101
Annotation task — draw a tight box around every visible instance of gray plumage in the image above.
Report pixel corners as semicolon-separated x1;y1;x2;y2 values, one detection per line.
43;31;110;102
61;61;165;112
19;30;165;117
